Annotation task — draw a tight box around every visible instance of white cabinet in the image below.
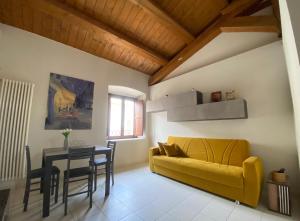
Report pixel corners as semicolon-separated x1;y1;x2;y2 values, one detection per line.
167;99;247;122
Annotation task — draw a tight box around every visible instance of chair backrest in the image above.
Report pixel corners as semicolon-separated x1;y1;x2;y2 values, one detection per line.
25;145;31;175
67;146;95;173
107;141;116;163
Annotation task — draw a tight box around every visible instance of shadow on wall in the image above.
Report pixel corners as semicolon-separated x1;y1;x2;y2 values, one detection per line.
251;142;300;193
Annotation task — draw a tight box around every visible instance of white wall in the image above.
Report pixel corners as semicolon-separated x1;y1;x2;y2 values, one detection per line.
285;0;300;57
149;41;300;191
279;0;300;169
0;23;149;171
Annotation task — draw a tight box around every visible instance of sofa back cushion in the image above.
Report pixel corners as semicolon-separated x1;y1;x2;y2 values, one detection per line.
167;136;249;167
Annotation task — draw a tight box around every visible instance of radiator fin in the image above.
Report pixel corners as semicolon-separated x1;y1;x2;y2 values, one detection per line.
0;79;34;180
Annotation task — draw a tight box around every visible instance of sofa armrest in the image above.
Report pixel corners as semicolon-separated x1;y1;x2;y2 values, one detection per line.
149;147;160;172
243;156;264;207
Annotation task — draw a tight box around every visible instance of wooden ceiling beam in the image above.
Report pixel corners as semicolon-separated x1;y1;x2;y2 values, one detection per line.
271;0;280;21
128;0;195;43
148;0;276;85
24;0;168;65
238;0;272;16
271;0;281;35
220;16;279;32
148;19;223;85
221;0;261;17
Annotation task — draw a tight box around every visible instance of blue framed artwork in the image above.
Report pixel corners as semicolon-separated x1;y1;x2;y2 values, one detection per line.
45;73;94;129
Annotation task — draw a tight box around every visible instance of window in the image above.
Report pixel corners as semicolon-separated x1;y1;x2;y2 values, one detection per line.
108;94;144;139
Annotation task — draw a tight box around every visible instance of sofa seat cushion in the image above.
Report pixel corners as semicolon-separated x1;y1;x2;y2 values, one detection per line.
153;156;244;189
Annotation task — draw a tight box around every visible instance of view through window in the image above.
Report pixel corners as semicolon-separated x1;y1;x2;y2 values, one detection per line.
108;95;143;139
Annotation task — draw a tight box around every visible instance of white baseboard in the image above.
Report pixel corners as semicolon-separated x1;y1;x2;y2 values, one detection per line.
0;179;24;190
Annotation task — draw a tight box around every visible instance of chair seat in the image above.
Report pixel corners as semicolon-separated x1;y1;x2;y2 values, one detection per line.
64;167;93;179
94;157;107;166
30;166;60;179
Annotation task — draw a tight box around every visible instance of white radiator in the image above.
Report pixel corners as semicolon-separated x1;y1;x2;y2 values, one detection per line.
0;79;34;181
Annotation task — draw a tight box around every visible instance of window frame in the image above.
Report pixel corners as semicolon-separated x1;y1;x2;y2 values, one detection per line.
107;94;143;140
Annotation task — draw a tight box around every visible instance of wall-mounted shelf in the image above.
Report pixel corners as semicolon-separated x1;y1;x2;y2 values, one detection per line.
167;99;248;122
147;91;247;122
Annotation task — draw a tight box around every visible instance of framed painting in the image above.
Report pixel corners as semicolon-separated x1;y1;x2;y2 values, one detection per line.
45;73;94;129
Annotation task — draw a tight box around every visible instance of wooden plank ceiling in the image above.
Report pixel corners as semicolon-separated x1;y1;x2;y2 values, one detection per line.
0;0;280;85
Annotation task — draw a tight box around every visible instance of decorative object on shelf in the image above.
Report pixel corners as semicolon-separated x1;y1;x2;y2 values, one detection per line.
45;73;94;130
211;91;222;102
267;169;291;216
225;90;236;100
272;168;288;183
62;128;72;150
147;90;247;122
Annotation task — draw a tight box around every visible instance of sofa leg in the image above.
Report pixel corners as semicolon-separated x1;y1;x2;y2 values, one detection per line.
235;200;240;205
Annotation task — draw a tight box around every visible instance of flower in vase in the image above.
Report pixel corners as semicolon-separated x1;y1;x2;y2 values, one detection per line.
61;128;72;138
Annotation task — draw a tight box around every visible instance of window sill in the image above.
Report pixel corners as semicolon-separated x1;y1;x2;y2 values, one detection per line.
107;136;146;142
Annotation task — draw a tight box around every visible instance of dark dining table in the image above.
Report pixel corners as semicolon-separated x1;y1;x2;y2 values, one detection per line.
42;145;112;217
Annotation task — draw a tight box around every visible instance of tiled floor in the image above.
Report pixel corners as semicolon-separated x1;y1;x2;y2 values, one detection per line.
7;164;300;221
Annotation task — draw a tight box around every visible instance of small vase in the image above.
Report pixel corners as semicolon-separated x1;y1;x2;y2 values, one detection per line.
64;136;69;150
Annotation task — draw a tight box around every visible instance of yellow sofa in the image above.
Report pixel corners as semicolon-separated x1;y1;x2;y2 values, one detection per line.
149;136;263;207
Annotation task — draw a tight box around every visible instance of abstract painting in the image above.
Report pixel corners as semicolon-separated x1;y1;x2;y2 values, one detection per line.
45;73;94;129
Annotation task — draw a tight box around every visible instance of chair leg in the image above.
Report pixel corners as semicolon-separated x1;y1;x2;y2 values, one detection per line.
62;180;66;203
89;175;93;209
94;165;97;191
23;179;27;204
64;181;68;216
87;175;90;197
51;174;55;195
23;178;30;212
40;177;43;194
55;172;60;203
111;167;114;185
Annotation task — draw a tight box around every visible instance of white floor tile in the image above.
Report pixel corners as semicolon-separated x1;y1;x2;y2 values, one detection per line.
7;164;300;221
120;214;143;221
192;213;217;221
261;212;294;221
189;195;235;221
228;205;262;221
159;192;213;221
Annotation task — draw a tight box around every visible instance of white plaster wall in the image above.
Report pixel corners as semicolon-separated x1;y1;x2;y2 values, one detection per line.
279;0;300;169
0;23;149;171
149;41;300;191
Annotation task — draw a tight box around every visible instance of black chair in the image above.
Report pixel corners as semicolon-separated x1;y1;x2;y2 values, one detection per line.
94;141;116;191
63;146;95;216
23;146;60;212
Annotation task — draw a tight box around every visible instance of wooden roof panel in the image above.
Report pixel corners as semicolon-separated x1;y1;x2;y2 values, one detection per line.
0;0;279;83
152;0;229;35
0;0;160;75
59;0;186;58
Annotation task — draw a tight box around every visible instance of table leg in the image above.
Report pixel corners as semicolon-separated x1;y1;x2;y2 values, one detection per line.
41;155;45;193
43;158;52;217
105;152;111;196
